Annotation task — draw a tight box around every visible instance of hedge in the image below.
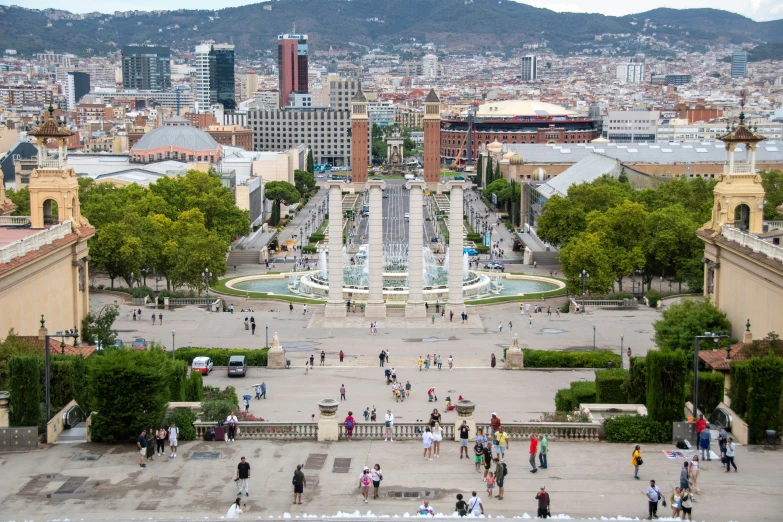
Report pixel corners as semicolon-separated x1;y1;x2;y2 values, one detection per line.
8;355;41;427
523;349;621;369
646;350;688;424
50;355;88;413
596;369;629;404
555;388;577;412
604;415;671;443
201;399;238;421
167;408;197;441
302;245;317;254
185;370;204;401
174;347;269;367
169;360;188;402
696;372;725;416
746;356;783;444
623;357;648;404
569;381;596;404
728;361;752;418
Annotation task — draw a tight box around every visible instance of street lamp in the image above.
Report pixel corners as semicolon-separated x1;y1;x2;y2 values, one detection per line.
202;268;211;299
593;324;596;350
265;322;269;348
40;315;79;429
692;331;730;419
580;270;590;310
620;335;624;369
172;329;176;359
659;276;664;292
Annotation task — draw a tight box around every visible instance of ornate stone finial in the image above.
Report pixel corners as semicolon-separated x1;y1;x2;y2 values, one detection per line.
317;398;339;418
739;112;745;126
47;105;54;118
40;314;45;328
746;319;751;332
455;400;476;419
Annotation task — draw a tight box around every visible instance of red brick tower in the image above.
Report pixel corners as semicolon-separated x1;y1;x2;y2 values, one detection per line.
351;88;369;185
423;89;441;187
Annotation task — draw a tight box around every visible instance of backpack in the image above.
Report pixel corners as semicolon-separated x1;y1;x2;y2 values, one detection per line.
346;418;354;429
502;462;509;476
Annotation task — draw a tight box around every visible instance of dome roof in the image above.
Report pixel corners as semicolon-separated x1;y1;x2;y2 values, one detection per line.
510;153;524;165
132;124;219;152
503;150;515;159
467;100;577;119
487;139;503;153
591;137;610;144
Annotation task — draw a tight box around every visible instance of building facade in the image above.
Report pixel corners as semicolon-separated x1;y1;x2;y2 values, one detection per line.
520;55;537;81
65;72;90;111
121;46;171;91
616;63;645;83
602;110;659;143
422;54;439;78
731;51;748;78
194;43;236;112
278;34;309;108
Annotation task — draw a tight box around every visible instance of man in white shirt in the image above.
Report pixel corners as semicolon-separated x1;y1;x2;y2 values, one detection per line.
384;410;394;442
226;411;239;442
422;427;434;460
168;422;179;457
417;500;434;515
468;491;484;515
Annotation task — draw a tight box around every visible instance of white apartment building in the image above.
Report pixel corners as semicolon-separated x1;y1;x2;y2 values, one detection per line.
520;55;537;81
656;120;782;142
422;54;439;78
602;110;659;143
194;43;213;112
368;101;395;127
616;63;645;83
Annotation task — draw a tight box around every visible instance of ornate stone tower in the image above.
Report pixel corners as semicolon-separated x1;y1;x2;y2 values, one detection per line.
27;108;90;230
704;114;766;235
423;89;441;187
350;88;369;185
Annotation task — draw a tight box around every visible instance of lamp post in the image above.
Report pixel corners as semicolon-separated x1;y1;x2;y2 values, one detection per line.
580;269;590;310
660;276;664;292
593;324;596;350
621;335;624;369
692;331;730;419
265;322;269;348
41;316;79;428
202;268;211;299
172;329;176;359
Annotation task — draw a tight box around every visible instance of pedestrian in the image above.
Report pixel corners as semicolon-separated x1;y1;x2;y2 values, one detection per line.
155;426;167;456
680;461;690;491
435;301;440;314
441;309;445;321
718;425;728;457
495;427;508;461
244;317;249;330
340;384;346;400
498;321;503;333
226;497;243;519
243;396;250;413
450;310;454;322
474;439;484;472
137;308;142;318
425;302;429;312
646;480;661;520
491;353;496;368
482;441;493;480
468;491;484;515
152;313;156;325
437;354;443;370
339;350;344;362
632;445;642;480
448;355;453;369
485;471;495;498
494;457;506;500
309;354;315;367
385;348;389;363
425;354;431;370
384;410;394;442
289;303;294;314
255;384;261;400
251;322;256;335
490;412;501;437
133;310;136;321
405;380;412;398
137;429;147;468
145;426;155;462
455;493;468;517
159;313;163;325
230;304;234;314
302;304;307;315
371;406;377;422
529;434;539;473
225;411;238;442
725;437;738;472
418;500;434;516
304;360;309;375
508;321;512;332
681;487;693;521
547;306;551;316
427;387;437;402
379;350;386;367
418;356;423;371
422;427;434;460
261;382;266;399
699;423;712;460
431;314;435;325
370;463;383;499
670;487;682;519
320;351;325;366
458;420;471;459
539;433;548;468
236;456;250;497
292;464;306;504
345;411;355;441
432;422;443;458
556;308;561;318
168;422;179;457
535;486;550;518
689;455;700;495
529;315;533;329
696;414;707;435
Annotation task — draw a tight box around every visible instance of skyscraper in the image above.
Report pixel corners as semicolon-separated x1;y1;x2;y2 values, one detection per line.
520;55;537;81
616;63;645;83
422;54;438;78
65;71;90;110
731;51;748;78
277;34;309;108
194;43;236;112
121;46;171;91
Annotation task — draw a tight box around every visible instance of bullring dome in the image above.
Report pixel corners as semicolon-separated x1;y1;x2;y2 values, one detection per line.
132;121;219;152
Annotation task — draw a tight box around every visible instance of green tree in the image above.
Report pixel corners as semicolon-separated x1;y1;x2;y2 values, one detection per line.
264;181;301;226
168;209;228;292
746;355;783;444
400;127;416;155
306;150;314;175
372;139;387;160
0;329;42;390
476;155;484;187
653;298;732;354
483;178;511;206
536;195;586;246
80;304;119;348
6;187;30;216
494;161;501;184
644;205;703;291
485;156;493;185
8;355;41;427
294;169;315;197
89;222;144;288
558;232;616;294
646;350;688;424
760;170;783;220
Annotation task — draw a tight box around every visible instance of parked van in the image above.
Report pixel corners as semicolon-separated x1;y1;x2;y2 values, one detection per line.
191;356;213;375
228;355;247;377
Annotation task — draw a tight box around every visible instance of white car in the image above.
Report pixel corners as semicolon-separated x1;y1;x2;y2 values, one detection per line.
316;174;324;178
404;212;410;220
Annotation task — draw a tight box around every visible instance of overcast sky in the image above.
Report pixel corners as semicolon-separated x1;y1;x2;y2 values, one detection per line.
19;0;783;22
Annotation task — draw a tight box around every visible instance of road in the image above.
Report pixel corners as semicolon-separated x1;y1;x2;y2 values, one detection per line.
356;179;412;248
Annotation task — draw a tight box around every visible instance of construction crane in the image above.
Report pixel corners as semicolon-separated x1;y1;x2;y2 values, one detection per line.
448;101;479;172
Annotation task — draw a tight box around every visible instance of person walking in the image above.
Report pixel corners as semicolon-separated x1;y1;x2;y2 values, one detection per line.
490;413;501;438
168;422;179;457
225;497;243;519
133;310;137;321
468;491;484;516
491;353;496;368
529;315;533;329
289;303;294;314
425;354;431;370
459;420;471;459
422;427;434;460
718;426;728;457
384;410;394;442
137;429;147;468
450;310;454;322
681;487;693;521
680;461;690;491
260;382;266;399
145;426;155;462
236;456;251;497
508;321;513;333
254;384;262;400
632;445;642;480
320;351;326;366
474;438;485;472
371;464;383;499
482;441;493;481
529;434;539;473
539;434;548;468
158;313;163;325
152;313;156;325
251;321;256;335
646;480;661;520
535;486;550;518
155;426;167;457
725;437;738;472
494;457;506;500
344;411;355;441
455;493;468;517
359;467;372;503
498;321;503;333
689;455;700;495
699;423;712;460
405;380;412;398
340;384;346;401
339;350;344;362
670;487;682;519
226;411;238;442
292;464;306;504
243;396;250;413
304;360;309;375
418;356;424;371
448;355;453;370
432;422;443;458
379;350;386;367
436;355;443;370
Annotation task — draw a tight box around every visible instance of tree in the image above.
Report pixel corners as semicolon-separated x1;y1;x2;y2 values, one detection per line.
760;170;783;220
6;187;30;216
558;232;616;294
586;200;648;290
89;222;145;288
644;205;703;291
494;161;501;183
483;178;511;205
646;350;688;424
81;305;119;348
372;139;387;160
485;156;493;185
536;195;586;246
264;181;301;226
294;169;316;197
8;355;41;427
476;155;483;187
400;127;416;155
306;150;314;175
653;298;732;354
167;209;228;292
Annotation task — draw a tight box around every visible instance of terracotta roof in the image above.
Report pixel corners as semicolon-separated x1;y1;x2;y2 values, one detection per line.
698;343;748;371
16;336;96;358
0;228;94;276
717;124;765;143
28;117;76;138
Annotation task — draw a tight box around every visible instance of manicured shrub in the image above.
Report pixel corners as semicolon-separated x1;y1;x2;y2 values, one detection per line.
8;355;42;427
88;349;171;442
746;355;783;444
595;369;629;404
523;349;621;369
185;370;204;401
728;361;752;418
555;388;577;412
569;381;597;404
168;360;188;402
646;350;688;424
203;385;239;406
645;289;663;308
200;399;238;422
696;371;725;415
49;354;88;412
174;347;268;367
623;356;648;404
308;233;325;242
167;408;197;441
302;245;317;254
604;415;670;443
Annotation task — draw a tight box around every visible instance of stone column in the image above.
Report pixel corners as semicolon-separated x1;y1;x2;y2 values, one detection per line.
365;179;387;318
324;181;346;318
266;332;287;369
453;399;476;442
0;391;9;427
447;180;466;314
405;180;427;318
504;333;525;370
316;398;339;442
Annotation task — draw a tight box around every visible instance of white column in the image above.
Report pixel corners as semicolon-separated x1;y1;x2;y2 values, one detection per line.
728;144;736;174
324;181;346;318
406;180;427;318
365;179;387;318
447;181;466;314
750;145;757;172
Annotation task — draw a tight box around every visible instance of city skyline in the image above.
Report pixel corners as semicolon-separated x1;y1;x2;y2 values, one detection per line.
16;0;783;22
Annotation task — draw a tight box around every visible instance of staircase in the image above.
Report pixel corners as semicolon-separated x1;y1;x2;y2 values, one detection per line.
57;422;87;443
227;250;261;265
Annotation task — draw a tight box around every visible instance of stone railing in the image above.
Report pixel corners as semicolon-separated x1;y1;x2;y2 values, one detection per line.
765;220;783;231
38;158;64;169
731;164;752;173
475;422;599;442
722;225;783;263
169;297;221;306
338;422;456;440
0;216;31;226
194;421;319;440
131;296;149;306
570;297;638;311
0;220;72;264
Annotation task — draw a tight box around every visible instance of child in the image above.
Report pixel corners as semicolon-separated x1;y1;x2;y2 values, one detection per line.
394;387;402;402
486;471;495;498
370;407;377;422
474;440;484;472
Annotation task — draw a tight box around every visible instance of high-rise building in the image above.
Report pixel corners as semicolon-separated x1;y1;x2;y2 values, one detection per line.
121;46;171;91
65;71;90;111
195;44;214;112
243;72;259;100
277;34;309;108
194;43;236;112
616;63;645;83
731;51;748;78
422;54;438;78
520;55;537;81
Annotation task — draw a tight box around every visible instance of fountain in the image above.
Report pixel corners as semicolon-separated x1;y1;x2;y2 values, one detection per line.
463;253;470;280
319;249;328;279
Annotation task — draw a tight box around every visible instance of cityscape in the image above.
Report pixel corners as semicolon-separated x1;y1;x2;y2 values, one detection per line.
1;1;783;521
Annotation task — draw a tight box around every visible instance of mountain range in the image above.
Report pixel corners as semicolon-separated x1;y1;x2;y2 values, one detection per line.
2;0;783;57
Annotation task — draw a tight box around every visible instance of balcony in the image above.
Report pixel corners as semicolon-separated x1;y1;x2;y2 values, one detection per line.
731;163;752;174
722;225;783;263
0;221;72;264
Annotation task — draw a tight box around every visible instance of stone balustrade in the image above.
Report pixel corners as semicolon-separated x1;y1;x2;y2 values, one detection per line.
722;225;783;263
0;216;31;226
194;421;319;440
0;220;72;264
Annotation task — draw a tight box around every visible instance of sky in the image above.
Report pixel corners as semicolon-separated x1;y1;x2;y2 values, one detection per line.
16;0;783;22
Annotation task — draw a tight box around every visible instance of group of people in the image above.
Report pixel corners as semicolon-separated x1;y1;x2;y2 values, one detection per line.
417;354;453;371
136;423;179;468
132;308;164;324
